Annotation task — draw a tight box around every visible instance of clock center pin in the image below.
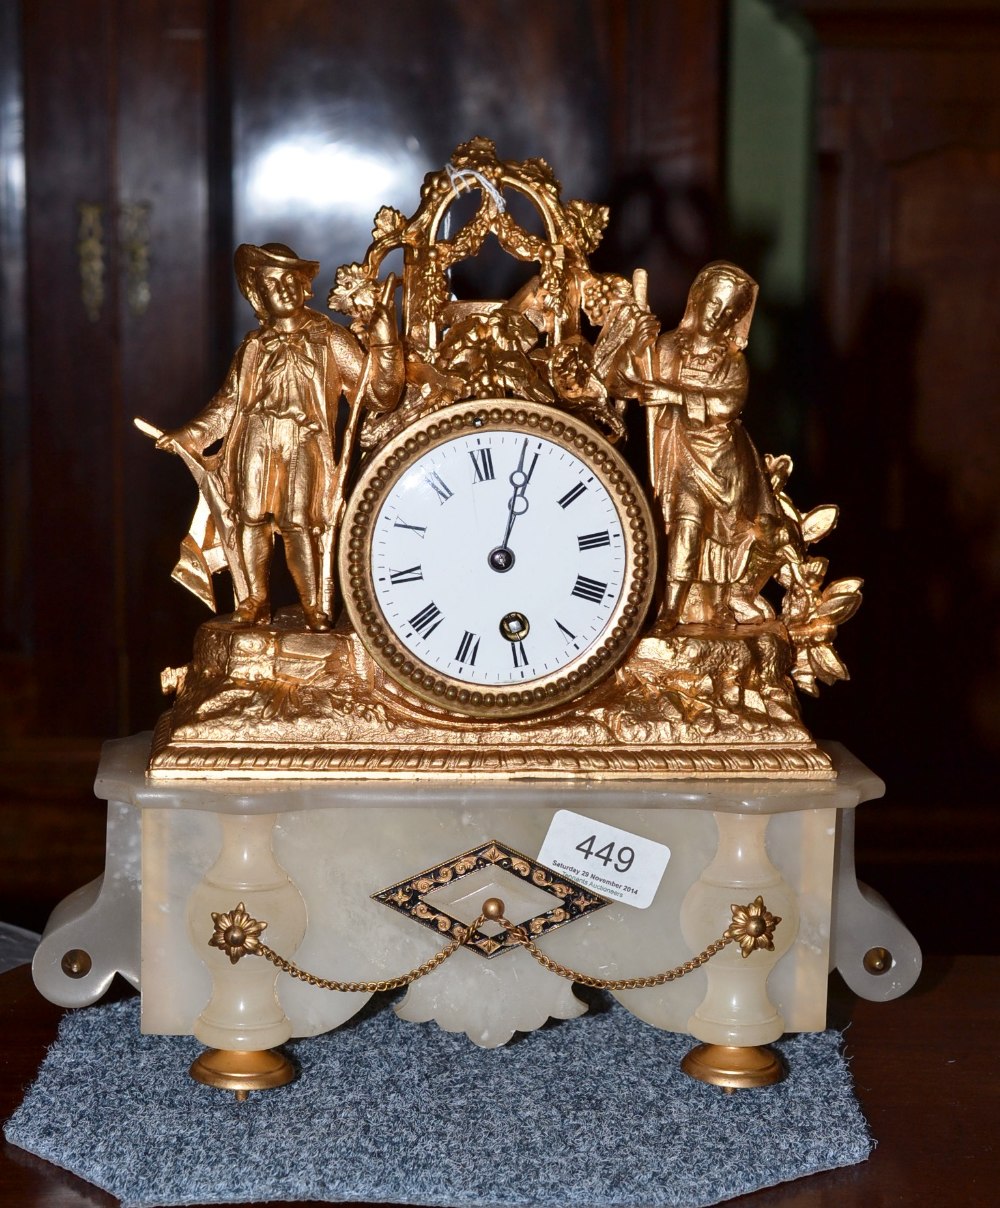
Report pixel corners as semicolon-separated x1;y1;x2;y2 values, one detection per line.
488;546;515;572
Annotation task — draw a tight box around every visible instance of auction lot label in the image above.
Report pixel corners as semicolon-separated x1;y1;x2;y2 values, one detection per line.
538;810;671;909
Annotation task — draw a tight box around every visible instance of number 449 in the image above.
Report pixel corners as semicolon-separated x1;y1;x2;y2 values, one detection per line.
575;835;634;873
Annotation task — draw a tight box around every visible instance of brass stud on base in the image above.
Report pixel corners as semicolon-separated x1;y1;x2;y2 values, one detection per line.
681;1042;786;1090
863;946;892;974
60;949;92;979
189;1047;297;1100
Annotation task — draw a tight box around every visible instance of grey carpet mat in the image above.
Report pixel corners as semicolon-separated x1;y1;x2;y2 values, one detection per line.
4;993;871;1208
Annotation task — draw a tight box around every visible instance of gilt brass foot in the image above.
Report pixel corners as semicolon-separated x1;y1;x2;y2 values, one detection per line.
189;1047;296;1100
680;1042;786;1090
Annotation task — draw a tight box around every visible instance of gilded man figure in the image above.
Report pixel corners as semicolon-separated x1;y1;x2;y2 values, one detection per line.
158;243;403;632
617;261;779;628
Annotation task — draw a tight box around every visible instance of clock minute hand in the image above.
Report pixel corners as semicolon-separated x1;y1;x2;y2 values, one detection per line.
500;438;539;550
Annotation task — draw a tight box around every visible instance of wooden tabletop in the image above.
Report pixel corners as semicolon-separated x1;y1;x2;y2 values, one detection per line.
1;956;996;1207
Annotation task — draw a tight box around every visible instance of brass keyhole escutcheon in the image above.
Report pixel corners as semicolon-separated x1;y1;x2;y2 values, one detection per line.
499;612;529;641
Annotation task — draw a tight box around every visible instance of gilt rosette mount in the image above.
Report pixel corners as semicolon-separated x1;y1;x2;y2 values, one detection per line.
142;137;860;779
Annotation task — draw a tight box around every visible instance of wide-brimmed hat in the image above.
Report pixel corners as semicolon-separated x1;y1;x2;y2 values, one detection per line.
235;242;320;317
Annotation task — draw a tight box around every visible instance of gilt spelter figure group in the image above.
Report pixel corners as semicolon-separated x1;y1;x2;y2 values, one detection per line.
140;137;860;779
151;250;784;642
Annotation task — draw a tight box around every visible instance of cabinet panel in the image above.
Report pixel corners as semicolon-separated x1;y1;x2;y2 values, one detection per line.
15;1;215;736
22;2;121;736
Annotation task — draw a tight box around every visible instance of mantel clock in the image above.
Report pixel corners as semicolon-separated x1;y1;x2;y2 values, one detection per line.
29;140;919;1121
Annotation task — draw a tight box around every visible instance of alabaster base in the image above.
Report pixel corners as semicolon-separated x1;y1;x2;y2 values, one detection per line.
31;799;141;1008
32;735;921;1063
148;610;832;779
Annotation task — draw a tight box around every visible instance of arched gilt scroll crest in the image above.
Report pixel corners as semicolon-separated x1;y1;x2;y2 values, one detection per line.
328;136;628;449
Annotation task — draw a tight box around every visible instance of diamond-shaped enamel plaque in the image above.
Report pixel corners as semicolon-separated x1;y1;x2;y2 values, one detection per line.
373;840;610;958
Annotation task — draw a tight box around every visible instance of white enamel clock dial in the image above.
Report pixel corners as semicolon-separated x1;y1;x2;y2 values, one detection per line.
340;401;656;718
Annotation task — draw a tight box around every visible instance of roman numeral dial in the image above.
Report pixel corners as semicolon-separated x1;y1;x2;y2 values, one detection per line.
571;575;608;603
388;565;423;584
469;446;495;482
557;482;587;509
424;471;453;503
578;530;611;551
456;630;481;665
409;601;443;637
341;401;655;718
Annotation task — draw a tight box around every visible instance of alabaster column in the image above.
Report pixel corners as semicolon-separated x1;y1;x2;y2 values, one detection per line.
187;812;306;1051
680;811;797;1047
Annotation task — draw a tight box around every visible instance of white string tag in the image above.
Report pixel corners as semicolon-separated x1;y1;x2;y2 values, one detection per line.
440;164;507;299
445;162;507;214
